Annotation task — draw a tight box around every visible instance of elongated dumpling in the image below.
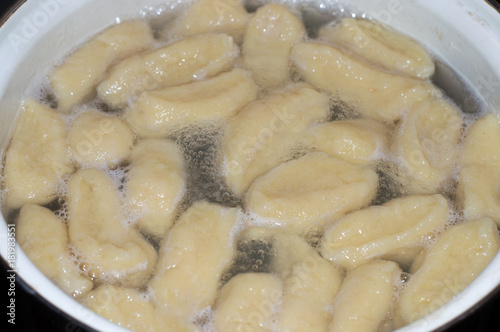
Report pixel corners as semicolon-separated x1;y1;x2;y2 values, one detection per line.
291;42;441;122
125;68;257;138
223;84;330;196
460;113;500;166
68;110;134;167
51;20;154;112
165;0;250;43
17;204;93;298
214;273;283;332
3;100;73;211
125;139;186;238
318;18;435;79
307;118;389;166
246;152;378;234
399;218;500;323
272;234;342;332
457;113;500;225
97;33;238;108
149;201;239;319
68;169;157;287
329;261;401;332
243;3;305;89
84;285;199;332
321;194;450;270
391;98;463;194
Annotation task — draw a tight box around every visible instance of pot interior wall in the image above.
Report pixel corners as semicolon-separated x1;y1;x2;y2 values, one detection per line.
0;1;499;331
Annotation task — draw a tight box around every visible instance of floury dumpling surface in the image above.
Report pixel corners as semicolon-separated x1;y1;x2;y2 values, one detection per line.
2;1;499;332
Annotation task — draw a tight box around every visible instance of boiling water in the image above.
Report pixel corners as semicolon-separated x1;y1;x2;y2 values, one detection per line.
0;0;492;331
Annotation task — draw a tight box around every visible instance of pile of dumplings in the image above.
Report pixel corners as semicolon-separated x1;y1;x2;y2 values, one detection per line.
2;0;500;331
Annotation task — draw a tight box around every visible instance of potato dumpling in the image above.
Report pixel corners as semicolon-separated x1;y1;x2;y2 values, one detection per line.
223;84;330;197
164;0;250;43
272;233;342;332
291;42;441;122
84;285;199;332
457;113;500;225
399;218;500;323
68;169;157;288
391;98;463;194
321;194;450;270
3;2;500;332
125;139;186;238
319;18;435;79
214;273;283;332
125;68;257;138
329;260;401;332
243;3;305;89
97;33;238;108
3;99;73;211
246;152;378;235
68;110;134;167
51;20;154;112
307;118;389;166
17;204;93;298
149;201;240;319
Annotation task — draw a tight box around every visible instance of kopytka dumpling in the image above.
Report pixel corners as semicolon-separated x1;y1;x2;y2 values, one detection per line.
67;169;157;288
84;285;199;332
245;152;378;235
291;42;441;122
242;3;305;89
3;99;73;211
125;68;257;138
318;18;435;79
457;113;500;225
398;218;500;323
51;20;154;112
214;273;283;332
149;201;240;319
17;204;93;298
223;84;330;197
321;194;450;270
97;33;238;108
125;139;186;238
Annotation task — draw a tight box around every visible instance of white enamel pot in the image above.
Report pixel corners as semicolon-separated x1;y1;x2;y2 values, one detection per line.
1;0;499;331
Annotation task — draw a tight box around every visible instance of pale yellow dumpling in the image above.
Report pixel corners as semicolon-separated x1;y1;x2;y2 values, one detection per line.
68;110;134;167
272;233;342;332
164;0;250;43
223;84;330;197
321;194;450;270
125;68;257;138
84;285;199;332
17;204;93;298
243;3;305;89
329;260;401;332
246;152;378;235
319;18;435;79
391;97;463;195
3;99;73;211
125;139;186;238
97;33;238;108
51;20;154;112
214;273;283;332
149;201;240;319
457;113;500;225
291;42;441;122
307;118;389;166
68;169;157;288
399;218;500;323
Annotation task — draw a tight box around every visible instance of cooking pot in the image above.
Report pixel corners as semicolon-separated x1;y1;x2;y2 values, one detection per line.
1;0;500;331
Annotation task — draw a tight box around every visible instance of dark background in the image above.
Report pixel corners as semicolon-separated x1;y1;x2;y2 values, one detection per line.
1;0;500;331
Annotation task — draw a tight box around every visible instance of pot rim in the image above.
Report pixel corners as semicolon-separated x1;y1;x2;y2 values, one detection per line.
1;1;500;331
